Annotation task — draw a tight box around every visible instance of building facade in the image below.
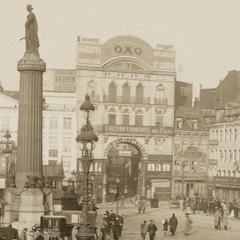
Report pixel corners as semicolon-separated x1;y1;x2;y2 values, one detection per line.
173;107;208;198
42;91;77;181
208;104;240;202
175;81;192;109
0;89;77;182
199;70;240;110
75;35;176;201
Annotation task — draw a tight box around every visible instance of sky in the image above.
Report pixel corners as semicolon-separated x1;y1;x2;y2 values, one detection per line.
1;0;240;98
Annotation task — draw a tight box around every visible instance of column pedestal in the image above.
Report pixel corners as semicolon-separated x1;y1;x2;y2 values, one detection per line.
18;189;44;229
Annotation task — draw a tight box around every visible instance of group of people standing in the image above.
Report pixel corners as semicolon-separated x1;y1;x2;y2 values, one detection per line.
140;212;194;239
140;213;181;240
99;210;124;240
178;195;239;218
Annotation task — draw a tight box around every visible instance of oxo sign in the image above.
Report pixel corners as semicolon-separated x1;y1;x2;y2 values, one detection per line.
114;45;142;55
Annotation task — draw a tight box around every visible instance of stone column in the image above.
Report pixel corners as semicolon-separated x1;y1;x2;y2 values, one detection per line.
16;53;46;188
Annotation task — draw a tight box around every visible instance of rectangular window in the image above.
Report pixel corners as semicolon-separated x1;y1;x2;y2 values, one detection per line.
49;137;58;157
1;116;9;131
48;160;58;165
50;117;58;129
122;115;130;125
63;137;72;153
51;180;57;189
63;118;72;130
156;115;163;126
108;114;116;125
135;115;143;126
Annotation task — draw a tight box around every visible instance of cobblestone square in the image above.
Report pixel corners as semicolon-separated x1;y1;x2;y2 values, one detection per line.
98;201;240;240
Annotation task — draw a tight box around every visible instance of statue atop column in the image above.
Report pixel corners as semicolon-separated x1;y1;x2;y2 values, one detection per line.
25;4;40;54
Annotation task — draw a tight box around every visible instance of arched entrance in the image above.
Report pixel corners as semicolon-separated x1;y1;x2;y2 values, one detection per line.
104;138;147;202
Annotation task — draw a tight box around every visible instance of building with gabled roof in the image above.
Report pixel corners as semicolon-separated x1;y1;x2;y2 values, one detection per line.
173;106;208;198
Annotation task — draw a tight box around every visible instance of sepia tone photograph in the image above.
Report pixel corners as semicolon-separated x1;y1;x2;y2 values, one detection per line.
0;0;240;239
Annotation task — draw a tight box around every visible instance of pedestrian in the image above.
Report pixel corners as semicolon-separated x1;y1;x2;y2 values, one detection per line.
20;228;28;240
222;209;228;230
140;220;148;240
0;224;18;240
214;209;221;230
162;219;168;236
184;213;192;235
169;213;178;236
147;219;157;240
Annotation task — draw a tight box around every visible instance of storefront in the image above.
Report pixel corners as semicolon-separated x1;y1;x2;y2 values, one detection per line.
211;177;240;202
146;154;172;200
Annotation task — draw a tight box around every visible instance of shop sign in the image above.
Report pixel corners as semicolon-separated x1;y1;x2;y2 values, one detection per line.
119;151;132;156
103;125;174;135
214;177;240;186
147;171;171;177
114;45;142;55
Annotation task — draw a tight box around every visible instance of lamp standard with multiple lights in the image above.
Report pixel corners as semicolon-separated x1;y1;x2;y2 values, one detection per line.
76;94;98;240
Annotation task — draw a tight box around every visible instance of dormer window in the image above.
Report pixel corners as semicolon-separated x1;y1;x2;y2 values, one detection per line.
176;118;183;129
192;120;198;130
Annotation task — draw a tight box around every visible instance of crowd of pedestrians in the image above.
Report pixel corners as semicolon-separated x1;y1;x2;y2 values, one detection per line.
176;195;240;231
178;195;240;218
99;210;124;240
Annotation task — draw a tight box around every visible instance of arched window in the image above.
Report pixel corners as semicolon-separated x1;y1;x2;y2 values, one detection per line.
156;164;161;171
109;82;117;102
94;162;102;172
147;163;155;171
136;84;144;104
135;110;143;126
156;114;163;126
108;107;116;125
123;83;130;103
122;108;130;126
156;84;164;99
87;80;96;100
229;150;232;161
162;164;170;172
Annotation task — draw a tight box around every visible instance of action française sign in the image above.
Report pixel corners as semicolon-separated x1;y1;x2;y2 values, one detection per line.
102;125;174;135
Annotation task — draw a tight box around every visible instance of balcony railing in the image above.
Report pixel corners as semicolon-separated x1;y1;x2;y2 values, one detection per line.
154;98;168;105
103;95;150;104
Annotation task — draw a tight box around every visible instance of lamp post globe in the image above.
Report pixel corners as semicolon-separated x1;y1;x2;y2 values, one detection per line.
76;94;98;240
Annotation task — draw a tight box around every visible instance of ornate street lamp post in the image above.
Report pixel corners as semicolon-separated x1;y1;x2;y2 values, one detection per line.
115;175;120;215
3;130;13;188
181;161;186;198
76;94;98;240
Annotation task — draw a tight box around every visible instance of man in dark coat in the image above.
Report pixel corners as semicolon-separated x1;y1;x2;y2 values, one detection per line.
169;213;178;236
0;224;18;240
147;219;157;240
